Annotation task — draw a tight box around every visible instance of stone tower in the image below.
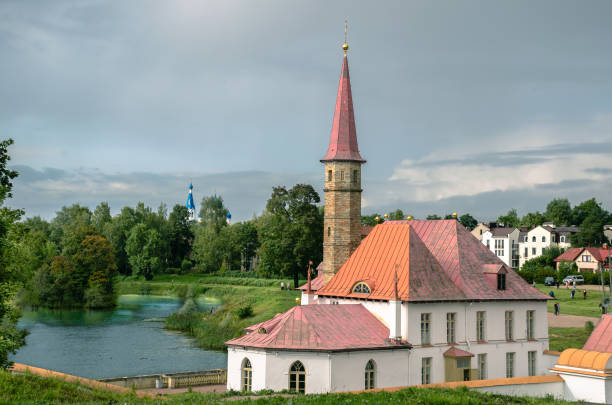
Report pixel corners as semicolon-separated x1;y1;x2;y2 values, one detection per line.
320;40;365;284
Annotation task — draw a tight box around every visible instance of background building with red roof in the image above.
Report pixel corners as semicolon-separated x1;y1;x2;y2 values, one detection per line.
554;246;612;272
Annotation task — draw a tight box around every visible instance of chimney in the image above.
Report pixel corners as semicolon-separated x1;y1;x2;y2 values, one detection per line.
389;267;402;340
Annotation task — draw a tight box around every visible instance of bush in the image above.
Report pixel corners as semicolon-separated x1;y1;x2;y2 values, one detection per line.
181;259;193;273
517;270;534;284
585;321;595;334
535;266;556;283
235;305;254;319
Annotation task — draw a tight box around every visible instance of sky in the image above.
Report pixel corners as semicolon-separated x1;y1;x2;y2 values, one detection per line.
2;0;612;222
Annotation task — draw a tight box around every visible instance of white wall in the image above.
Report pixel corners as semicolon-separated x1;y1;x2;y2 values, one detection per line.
315;298;549;384
227;347;268;392
475;381;566;399
329;349;411;392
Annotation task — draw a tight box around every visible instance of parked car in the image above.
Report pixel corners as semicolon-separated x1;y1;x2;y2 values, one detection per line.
562;275;584;285
544;277;556;286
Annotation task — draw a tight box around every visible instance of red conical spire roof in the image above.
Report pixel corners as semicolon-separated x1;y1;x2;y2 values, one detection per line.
321;52;366;163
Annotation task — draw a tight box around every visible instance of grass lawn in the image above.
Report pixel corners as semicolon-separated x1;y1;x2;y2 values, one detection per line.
0;370;576;405
535;284;609;318
548;327;591;352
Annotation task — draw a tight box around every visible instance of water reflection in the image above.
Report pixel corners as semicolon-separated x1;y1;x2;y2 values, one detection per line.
11;295;226;379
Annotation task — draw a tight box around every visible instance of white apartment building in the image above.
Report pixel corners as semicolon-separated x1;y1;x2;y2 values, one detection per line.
482;227;520;268
518;225;580;268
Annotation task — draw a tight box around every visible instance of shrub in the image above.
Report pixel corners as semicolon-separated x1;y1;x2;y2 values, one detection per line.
535;266;556;283
235;305;254;319
517;270;534;284
585;321;595;333
181;259;193;273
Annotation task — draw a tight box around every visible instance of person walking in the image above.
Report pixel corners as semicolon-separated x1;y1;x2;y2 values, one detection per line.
571;289;576;299
280;281;285;291
554;302;560;316
583;289;587;300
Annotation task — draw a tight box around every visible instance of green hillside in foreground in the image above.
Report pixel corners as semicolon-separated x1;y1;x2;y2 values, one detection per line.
0;371;576;405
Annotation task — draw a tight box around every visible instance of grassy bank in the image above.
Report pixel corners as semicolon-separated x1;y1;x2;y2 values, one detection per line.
548;327;592;352
116;274;306;296
165;284;300;350
0;370;575;404
536;284;608;317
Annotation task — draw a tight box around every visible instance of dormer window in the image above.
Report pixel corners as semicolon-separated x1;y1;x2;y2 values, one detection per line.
497;273;506;290
353;282;371;294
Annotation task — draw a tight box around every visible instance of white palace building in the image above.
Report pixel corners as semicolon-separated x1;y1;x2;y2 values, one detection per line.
224;39;612;403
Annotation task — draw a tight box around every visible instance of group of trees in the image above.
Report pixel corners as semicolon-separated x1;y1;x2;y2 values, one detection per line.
496;198;612;246
0;139;27;369
362;209;479;231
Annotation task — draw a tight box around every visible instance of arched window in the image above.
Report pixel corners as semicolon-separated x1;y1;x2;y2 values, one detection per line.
289;361;305;393
365;360;376;389
241;358;252;392
532;236;536;242
352;282;371;294
560;236;565;243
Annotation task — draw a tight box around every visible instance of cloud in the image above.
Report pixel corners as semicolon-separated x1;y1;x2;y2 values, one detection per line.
8;165;321;221
385;116;612;204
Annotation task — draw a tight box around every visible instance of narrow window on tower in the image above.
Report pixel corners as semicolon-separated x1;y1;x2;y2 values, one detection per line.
340;170;344;181
353;170;359;183
327;170;332;182
327;227;331;237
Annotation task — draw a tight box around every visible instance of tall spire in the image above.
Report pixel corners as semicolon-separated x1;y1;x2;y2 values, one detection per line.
321;23;365;163
186;182;196;221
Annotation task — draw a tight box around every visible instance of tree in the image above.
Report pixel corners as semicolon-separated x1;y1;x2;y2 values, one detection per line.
572;214;606;247
497;208;519;228
168;205;194;268
361;213;382;226
520;211;545;229
459;213;477;230
125;224;163;280
426;214;442;220
92;202;112;234
233;221;259;271
572;198;607;226
0;138;27;369
72;235;117;308
545;198;572;225
257;184;323;286
388;209;404;221
199;195;229;231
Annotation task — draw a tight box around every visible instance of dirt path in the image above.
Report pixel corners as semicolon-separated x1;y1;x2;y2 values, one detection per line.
547;312;601;328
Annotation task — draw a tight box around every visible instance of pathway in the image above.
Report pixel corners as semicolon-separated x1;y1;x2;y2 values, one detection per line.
547;312;601;328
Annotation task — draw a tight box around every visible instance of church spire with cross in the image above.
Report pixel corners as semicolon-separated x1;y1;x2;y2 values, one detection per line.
321;22;366;284
186;182;196;221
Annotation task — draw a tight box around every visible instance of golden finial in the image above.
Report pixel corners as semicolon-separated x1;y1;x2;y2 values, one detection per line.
384;213;389;220
452;212;458;219
375;216;380;223
342;20;349;54
406;215;413;222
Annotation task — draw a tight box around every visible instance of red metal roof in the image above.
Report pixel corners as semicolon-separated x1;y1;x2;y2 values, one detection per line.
297;272;325;292
226;304;411;351
317;220;549;302
444;347;474;357
321;54;365;163
583;315;612;353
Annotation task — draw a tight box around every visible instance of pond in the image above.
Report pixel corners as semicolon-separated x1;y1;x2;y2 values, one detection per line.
10;295;227;380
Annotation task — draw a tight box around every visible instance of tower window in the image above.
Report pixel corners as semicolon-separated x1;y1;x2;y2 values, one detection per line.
327;227;331;237
327;170;332;182
353;170;359;183
340;170;344;181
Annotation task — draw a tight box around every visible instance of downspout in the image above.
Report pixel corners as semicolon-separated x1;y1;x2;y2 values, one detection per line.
465;302;472;352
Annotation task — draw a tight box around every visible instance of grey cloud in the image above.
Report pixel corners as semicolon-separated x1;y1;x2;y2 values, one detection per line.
8;165;321;221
